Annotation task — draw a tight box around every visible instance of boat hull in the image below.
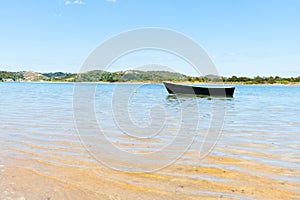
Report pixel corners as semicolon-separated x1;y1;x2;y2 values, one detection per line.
163;82;235;97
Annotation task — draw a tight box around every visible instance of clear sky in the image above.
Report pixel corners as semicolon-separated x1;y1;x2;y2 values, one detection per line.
0;0;299;77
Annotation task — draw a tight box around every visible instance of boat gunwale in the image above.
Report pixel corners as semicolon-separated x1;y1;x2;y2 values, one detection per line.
162;81;235;89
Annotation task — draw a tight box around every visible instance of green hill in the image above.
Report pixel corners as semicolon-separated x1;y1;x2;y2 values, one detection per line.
74;70;187;82
0;69;299;84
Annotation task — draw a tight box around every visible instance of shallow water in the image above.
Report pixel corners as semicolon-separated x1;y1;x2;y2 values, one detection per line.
0;82;299;199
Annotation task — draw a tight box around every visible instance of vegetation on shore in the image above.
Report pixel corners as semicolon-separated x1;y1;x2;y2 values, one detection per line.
0;70;299;84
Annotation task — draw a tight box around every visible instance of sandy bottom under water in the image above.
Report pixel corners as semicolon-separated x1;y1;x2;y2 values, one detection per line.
1;147;299;200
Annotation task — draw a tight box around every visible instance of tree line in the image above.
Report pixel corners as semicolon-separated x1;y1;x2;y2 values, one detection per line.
0;70;299;84
186;75;300;84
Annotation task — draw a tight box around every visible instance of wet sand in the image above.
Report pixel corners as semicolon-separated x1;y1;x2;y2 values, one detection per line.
1;149;299;200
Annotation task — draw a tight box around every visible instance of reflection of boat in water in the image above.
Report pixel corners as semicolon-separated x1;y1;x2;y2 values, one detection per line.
163;82;235;97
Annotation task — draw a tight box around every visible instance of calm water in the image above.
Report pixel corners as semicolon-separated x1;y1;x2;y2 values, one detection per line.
0;82;299;185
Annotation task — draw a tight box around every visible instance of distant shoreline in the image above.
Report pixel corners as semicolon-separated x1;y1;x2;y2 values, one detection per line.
1;69;299;85
1;80;300;86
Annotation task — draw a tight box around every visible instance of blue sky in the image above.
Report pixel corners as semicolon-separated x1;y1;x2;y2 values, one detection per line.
0;0;299;76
